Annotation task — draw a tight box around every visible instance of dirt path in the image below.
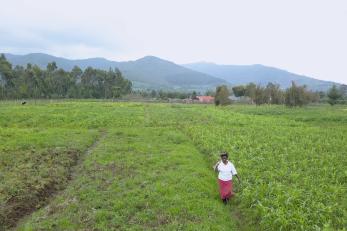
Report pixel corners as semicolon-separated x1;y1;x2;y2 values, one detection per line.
11;130;107;230
69;130;107;180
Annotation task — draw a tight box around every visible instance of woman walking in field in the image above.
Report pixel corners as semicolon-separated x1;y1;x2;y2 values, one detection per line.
213;152;241;204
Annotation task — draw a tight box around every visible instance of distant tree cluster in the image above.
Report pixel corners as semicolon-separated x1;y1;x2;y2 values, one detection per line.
132;89;194;100
215;85;231;106
326;84;347;105
216;82;321;107
0;54;132;99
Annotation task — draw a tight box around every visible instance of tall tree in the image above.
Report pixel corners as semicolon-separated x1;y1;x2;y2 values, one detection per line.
254;85;267;105
245;83;256;103
339;84;347;99
0;54;13;98
265;82;284;104
47;62;57;72
150;89;157;98
232;85;246;97
327;84;342;105
285;81;312;107
71;66;83;84
191;91;197;100
215;85;231;106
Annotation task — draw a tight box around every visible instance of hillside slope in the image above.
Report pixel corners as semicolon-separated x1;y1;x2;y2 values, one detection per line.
4;53;226;90
184;62;337;91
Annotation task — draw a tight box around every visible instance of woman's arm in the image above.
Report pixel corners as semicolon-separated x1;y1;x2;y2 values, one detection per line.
213;161;221;172
234;174;241;184
230;163;240;183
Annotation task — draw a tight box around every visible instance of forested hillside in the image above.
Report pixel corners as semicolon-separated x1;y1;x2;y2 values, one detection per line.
5;53;225;90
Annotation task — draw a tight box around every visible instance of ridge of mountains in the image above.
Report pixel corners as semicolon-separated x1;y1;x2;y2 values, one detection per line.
4;53;338;91
183;62;338;91
4;53;226;90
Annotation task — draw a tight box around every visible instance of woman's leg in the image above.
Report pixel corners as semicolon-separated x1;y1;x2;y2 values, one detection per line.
219;179;232;201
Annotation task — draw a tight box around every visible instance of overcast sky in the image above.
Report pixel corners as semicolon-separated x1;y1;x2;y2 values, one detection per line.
1;0;346;83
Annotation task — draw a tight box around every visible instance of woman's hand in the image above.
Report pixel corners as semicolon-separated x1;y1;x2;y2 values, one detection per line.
235;174;241;184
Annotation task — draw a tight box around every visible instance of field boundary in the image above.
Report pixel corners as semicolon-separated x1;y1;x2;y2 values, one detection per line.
69;130;107;180
10;130;108;230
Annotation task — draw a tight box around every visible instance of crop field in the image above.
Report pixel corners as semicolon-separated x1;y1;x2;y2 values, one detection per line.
0;101;346;230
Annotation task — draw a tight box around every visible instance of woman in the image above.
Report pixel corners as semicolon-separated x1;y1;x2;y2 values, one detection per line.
213;152;241;204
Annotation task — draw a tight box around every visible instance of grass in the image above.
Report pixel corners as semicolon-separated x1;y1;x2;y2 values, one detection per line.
0;101;346;230
0;125;99;228
183;105;347;230
17;128;237;230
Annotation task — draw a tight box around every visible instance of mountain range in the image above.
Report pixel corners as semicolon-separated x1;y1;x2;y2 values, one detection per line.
4;53;338;91
4;53;225;90
184;62;338;91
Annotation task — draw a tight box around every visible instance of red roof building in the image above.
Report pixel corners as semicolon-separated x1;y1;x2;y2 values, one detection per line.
196;96;214;103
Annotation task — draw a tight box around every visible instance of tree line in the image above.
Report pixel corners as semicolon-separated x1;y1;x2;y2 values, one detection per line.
215;82;347;106
1;53;346;105
131;89;194;100
0;54;132;99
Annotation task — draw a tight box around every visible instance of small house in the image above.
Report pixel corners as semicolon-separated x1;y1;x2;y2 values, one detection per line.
196;96;214;103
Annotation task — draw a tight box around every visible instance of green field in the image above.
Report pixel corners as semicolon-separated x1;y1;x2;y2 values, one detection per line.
0;101;346;230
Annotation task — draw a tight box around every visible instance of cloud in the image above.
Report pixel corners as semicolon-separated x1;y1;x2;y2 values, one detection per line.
0;0;346;83
0;28;119;58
